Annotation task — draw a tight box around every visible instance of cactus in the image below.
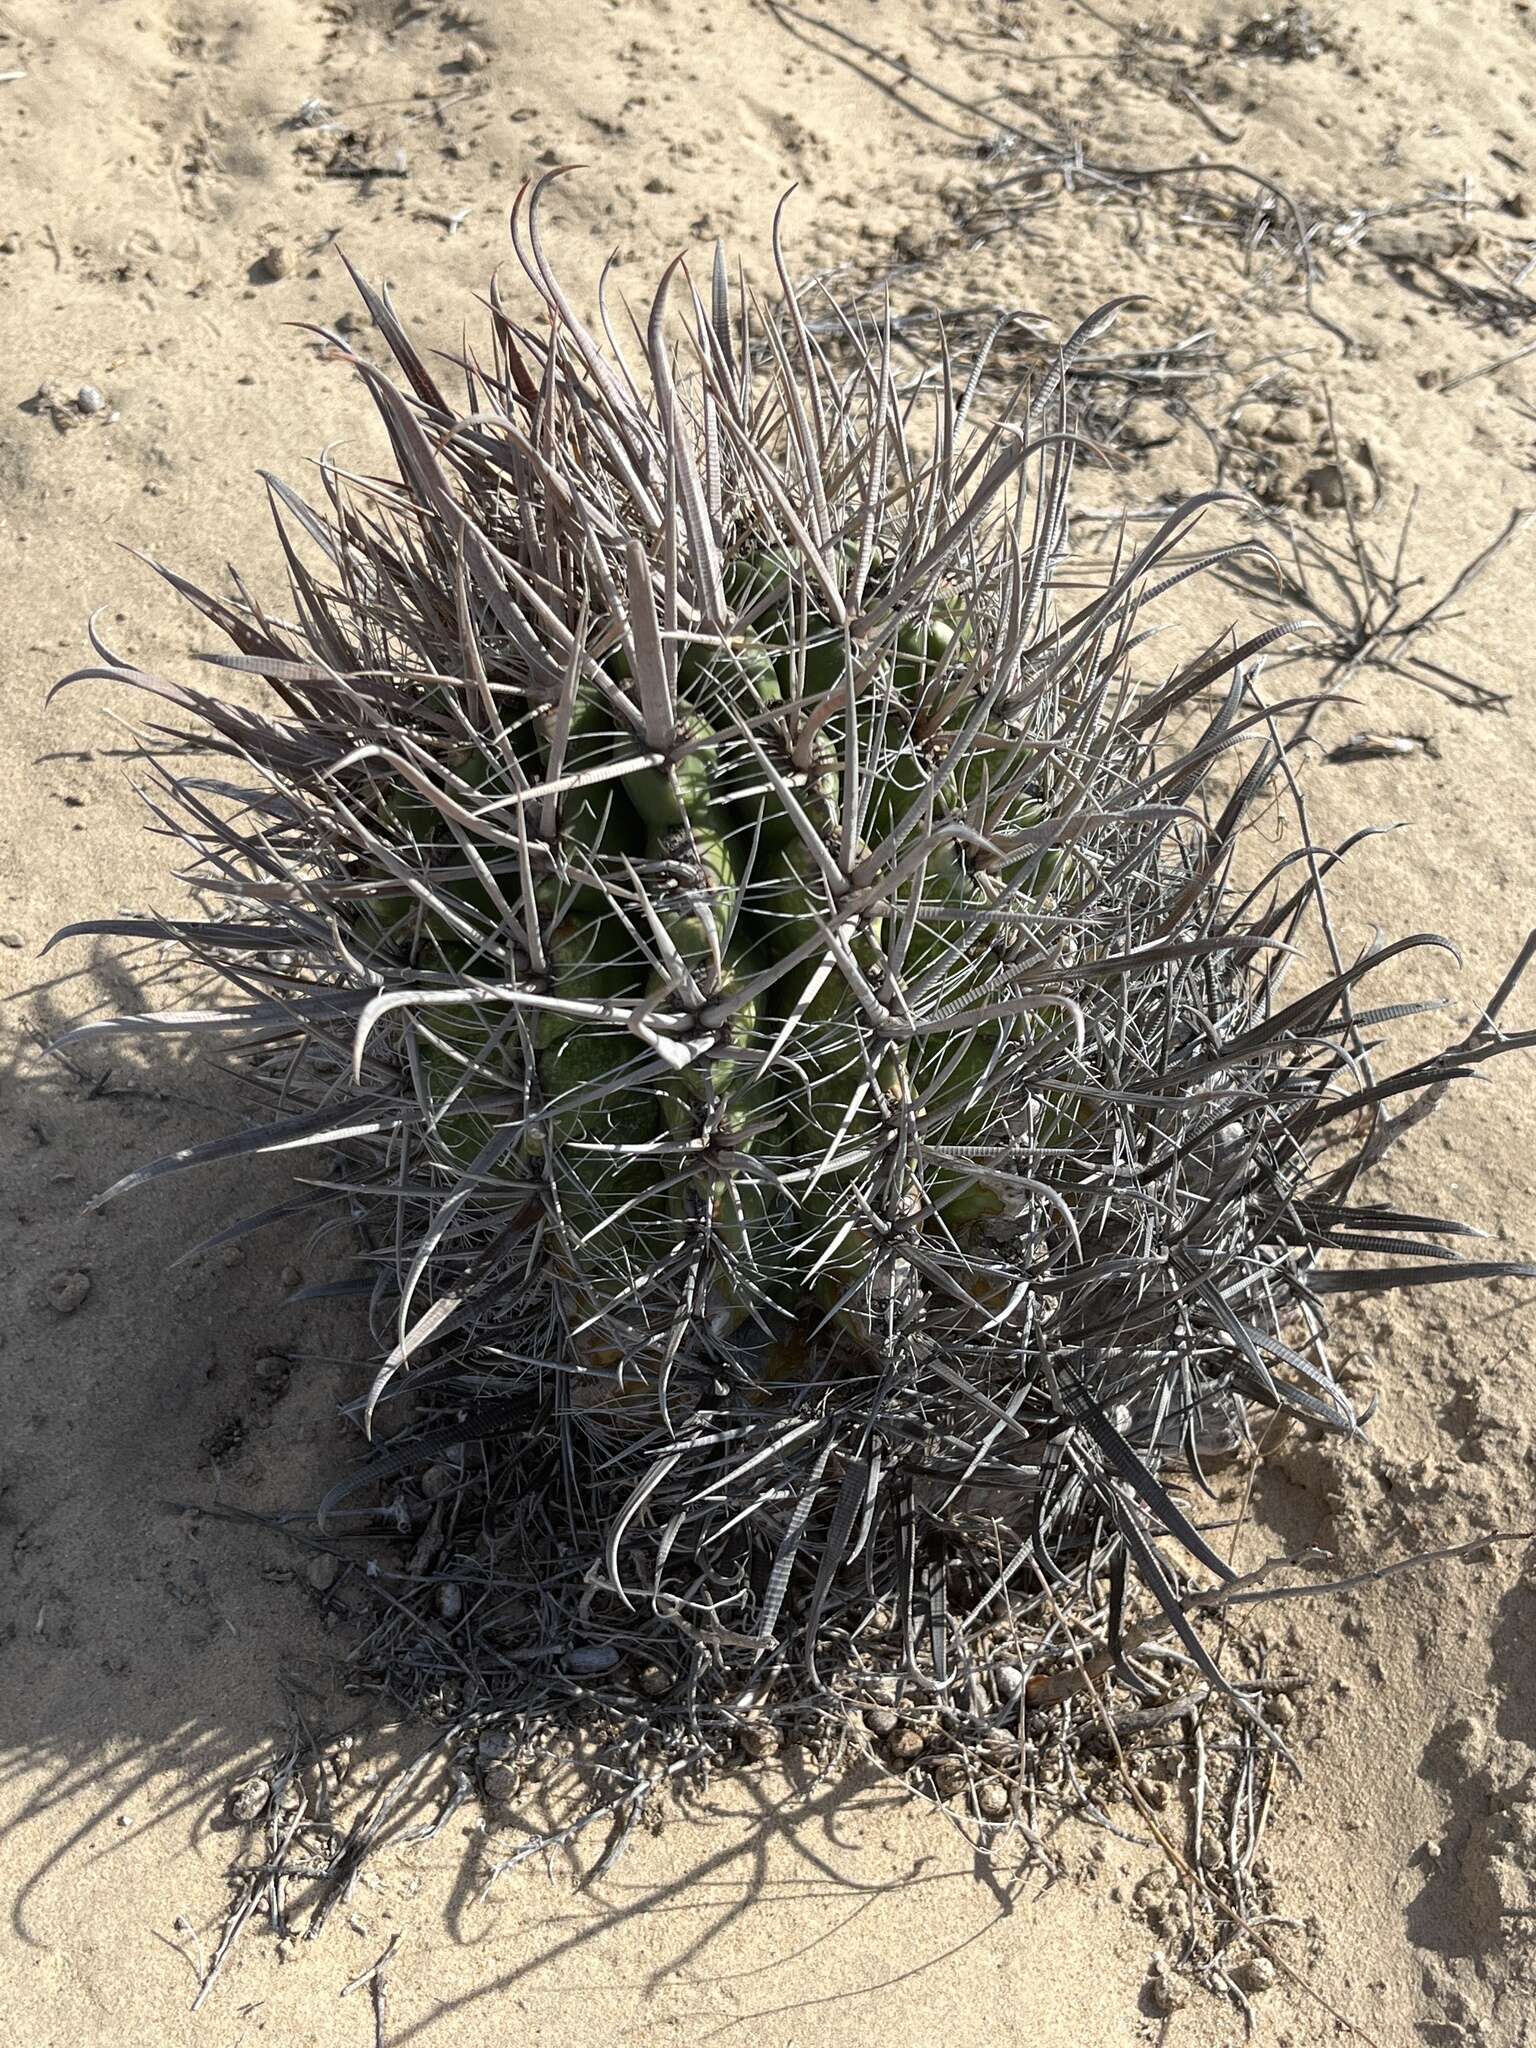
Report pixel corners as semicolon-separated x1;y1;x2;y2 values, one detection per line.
53;181;1534;1867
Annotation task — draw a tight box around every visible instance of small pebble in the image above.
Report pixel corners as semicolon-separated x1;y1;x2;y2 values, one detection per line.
0;930;23;947
886;1726;925;1763
420;1463;457;1500
0;233;19;254
76;385;107;416
478;1728;515;1761
296;97;333;127
257;245;291;282
633;1661;674;1699
46;1269;91;1314
307;1552;342;1593
863;1705;898;1737
740;1720;780;1761
458;39;489;70
992;1662;1023;1700
436;1582;463;1623
280;1264;302;1290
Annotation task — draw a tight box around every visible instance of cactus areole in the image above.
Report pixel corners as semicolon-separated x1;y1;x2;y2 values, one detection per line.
56;183;1534;1836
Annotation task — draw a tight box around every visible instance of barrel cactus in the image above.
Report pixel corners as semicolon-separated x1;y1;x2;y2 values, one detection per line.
55;180;1532;1868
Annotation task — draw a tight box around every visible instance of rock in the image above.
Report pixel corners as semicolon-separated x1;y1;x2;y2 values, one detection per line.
420;1463;457;1500
886;1726;925;1762
76;385;106;416
993;1662;1023;1700
478;1727;515;1761
976;1779;1010;1820
0;929;23;947
458;39;489;70
257;245;291;282
633;1661;674;1698
45;1269;91;1314
436;1582;463;1623
863;1705;898;1737
0;233;19;254
307;1552;341;1593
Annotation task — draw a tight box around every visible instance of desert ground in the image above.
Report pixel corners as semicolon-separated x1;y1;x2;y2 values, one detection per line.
4;2;1536;2043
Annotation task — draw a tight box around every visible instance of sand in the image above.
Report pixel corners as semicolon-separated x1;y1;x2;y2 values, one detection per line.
4;2;1536;2042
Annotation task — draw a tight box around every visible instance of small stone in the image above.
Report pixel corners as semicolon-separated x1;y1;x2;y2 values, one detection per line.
257;244;291;281
0;930;23;947
0;233;19;254
633;1661;674;1699
976;1779;1010;1820
307;1552;342;1593
46;1269;91;1314
482;1760;519;1804
76;385;107;416
1509;189;1530;220
458;40;488;70
644;175;670;194
1233;1955;1277;1995
281;1264;302;1290
740;1720;780;1760
886;1726;925;1763
436;1582;463;1622
296;98;333;127
992;1662;1023;1700
478;1727;515;1761
220;1244;245;1268
253;1354;289;1384
863;1705;898;1737
1269;1693;1296;1727
420;1463;457;1500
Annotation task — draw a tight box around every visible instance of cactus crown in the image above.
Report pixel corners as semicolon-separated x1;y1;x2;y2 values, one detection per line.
56;180;1533;1843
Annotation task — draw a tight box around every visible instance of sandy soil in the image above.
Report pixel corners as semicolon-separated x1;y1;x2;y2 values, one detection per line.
4;3;1536;2043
